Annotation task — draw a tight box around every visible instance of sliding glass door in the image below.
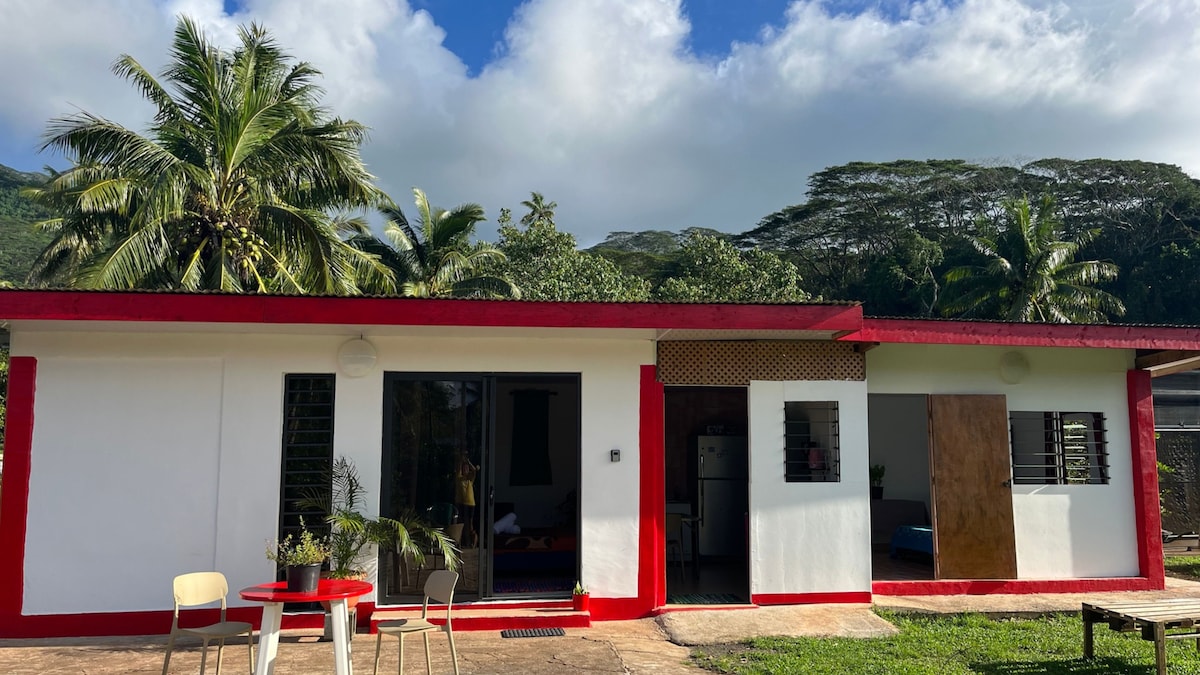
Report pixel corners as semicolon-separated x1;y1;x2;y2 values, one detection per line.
379;372;580;604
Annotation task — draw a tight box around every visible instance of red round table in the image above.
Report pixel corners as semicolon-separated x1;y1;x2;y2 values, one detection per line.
240;579;372;675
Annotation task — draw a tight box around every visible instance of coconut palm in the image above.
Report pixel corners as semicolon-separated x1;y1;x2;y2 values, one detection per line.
941;196;1126;323
351;188;517;298
519;192;557;227
23;16;393;294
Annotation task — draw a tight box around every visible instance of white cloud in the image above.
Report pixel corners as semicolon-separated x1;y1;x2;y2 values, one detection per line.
4;0;1200;243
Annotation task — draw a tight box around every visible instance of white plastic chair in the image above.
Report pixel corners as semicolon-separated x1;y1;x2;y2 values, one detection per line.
162;572;254;675
373;570;460;675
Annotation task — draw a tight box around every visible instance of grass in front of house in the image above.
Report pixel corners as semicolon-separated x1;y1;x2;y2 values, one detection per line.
693;611;1200;674
1165;556;1200;581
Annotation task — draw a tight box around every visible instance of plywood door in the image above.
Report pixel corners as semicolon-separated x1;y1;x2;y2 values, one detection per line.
929;395;1017;580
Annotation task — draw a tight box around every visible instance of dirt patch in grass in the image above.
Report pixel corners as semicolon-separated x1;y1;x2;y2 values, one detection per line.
692;643;754;672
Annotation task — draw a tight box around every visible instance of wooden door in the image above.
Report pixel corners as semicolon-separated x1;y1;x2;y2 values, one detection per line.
928;395;1017;579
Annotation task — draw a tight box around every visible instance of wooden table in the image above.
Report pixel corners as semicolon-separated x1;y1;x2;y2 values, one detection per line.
1082;599;1200;675
241;579;372;675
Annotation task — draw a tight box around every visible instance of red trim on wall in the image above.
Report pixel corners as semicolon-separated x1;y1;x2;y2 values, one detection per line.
650;604;759;615
751;592;872;605
0;357;35;618
0;290;863;333
0;607;326;639
371;612;589;633
873;577;1158;596
588;597;655;621
851;318;1200;350
1128;369;1166;587
638;365;666;614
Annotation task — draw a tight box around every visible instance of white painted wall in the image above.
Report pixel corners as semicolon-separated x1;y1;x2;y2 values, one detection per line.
867;344;1137;579
13;329;650;615
748;380;872;597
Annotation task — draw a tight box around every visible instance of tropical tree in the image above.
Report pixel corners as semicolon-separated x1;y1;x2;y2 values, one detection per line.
492;194;650;302
350;188;515;298
23;16;392;293
654;233;811;303
941;196;1126;323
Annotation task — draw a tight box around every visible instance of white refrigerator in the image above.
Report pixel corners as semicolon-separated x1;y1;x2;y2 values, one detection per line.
697;435;748;557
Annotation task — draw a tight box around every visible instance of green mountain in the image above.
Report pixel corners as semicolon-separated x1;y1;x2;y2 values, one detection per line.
0;164;53;284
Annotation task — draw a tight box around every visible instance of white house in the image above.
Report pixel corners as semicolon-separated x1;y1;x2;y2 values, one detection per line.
0;289;1194;638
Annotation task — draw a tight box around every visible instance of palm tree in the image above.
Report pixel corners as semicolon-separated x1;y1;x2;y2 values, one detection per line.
24;17;393;294
519;192;557;227
351;188;517;298
941;196;1126;323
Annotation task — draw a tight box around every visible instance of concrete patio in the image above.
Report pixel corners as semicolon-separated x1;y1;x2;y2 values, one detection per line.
6;578;1200;674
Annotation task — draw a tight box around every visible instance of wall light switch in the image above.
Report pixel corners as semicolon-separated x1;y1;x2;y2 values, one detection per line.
610;448;621;462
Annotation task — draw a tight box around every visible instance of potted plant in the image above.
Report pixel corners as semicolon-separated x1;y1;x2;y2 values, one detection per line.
300;457;460;601
572;581;589;612
266;518;332;593
869;464;886;500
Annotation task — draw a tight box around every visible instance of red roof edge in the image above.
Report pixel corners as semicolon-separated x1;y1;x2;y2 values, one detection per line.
847;317;1200;350
0;290;864;333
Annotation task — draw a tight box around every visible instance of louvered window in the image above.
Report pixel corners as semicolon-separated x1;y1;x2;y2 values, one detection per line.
279;374;335;542
784;401;840;482
1010;411;1108;485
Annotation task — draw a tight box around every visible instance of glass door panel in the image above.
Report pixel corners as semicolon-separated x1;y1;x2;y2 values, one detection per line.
380;376;483;603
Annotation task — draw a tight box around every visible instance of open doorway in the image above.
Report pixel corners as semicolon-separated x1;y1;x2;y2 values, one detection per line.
868;394;934;580
663;386;749;604
868;393;1018;581
488;375;580;597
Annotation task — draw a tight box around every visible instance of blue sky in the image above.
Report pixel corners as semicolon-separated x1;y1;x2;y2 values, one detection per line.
411;0;794;75
2;1;1199;243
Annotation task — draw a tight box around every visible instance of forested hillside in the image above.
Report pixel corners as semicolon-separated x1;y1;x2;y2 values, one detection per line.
598;159;1200;325
0;164;52;284
4;157;1199;325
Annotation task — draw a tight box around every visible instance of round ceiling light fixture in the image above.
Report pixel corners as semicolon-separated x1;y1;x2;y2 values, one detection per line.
337;338;377;378
998;350;1031;384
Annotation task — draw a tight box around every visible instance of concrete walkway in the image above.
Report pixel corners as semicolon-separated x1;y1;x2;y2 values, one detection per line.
6;579;1200;674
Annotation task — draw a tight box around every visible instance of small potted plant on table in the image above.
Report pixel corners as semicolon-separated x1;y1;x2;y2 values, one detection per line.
267;519;332;593
572;581;590;612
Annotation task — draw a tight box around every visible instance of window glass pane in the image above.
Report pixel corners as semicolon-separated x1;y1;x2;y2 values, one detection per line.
1010;410;1107;485
784;401;839;483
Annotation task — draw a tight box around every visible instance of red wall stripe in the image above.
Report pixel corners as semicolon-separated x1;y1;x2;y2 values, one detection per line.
0;357;35;619
0;290;863;333
851;318;1200;350
873;577;1157;596
751;592;872;605
636;365;666;616
1128;369;1165;587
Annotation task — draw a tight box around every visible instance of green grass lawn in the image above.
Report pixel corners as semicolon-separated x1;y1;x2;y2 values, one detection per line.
1165;556;1200;581
693;611;1200;674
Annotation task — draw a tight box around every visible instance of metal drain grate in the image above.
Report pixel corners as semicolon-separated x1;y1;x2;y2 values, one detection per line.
500;628;567;639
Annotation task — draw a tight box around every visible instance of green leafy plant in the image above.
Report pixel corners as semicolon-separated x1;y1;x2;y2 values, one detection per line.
266;519;331;567
300;456;460;578
573;581;588;596
869;464;886;487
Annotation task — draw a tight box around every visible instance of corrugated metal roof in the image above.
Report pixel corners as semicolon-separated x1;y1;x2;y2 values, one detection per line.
0;286;860;307
865;314;1200;330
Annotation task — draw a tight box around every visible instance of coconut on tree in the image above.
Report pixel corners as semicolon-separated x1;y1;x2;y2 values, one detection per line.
24;16;393;294
941;196;1126;323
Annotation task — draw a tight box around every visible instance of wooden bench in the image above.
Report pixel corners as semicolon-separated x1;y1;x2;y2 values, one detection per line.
1082;599;1200;675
